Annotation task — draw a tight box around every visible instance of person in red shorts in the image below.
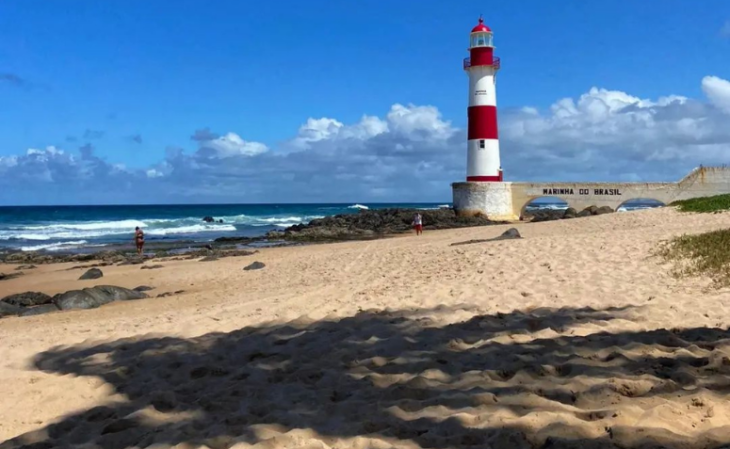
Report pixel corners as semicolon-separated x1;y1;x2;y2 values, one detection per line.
412;212;423;236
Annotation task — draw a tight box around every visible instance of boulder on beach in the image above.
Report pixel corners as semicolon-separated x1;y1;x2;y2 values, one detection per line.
140;264;164;270
0;302;22;317
54;286;147;311
19;304;61;317
450;228;522;246
595;206;614;215
563;208;578;219
244;261;266;271
498;228;522;240
0;272;23;281
1;292;53;307
133;286;155;292
79;268;103;280
15;264;36;271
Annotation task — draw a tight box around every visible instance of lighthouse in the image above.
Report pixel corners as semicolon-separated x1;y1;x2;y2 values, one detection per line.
464;17;502;182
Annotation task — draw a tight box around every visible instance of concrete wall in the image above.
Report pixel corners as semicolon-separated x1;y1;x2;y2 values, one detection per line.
453;166;730;221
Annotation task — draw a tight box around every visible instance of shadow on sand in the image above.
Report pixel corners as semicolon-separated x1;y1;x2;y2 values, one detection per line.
4;305;730;449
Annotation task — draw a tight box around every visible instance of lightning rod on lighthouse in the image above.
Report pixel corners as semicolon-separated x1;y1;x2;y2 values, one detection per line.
464;17;502;182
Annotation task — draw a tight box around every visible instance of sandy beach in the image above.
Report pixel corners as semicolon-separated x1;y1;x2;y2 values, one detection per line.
2;207;730;448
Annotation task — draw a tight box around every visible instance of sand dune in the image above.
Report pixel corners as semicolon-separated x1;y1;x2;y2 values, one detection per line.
2;208;730;448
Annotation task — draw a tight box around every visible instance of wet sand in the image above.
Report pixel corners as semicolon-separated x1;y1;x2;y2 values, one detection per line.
2;208;730;448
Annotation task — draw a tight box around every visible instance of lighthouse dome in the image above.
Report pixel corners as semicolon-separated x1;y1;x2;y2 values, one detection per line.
471;18;491;33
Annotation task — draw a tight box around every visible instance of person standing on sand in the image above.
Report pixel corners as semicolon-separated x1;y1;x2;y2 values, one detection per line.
413;213;423;236
134;226;145;255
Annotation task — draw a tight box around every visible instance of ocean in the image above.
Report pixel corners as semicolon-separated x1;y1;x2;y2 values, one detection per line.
0;200;663;253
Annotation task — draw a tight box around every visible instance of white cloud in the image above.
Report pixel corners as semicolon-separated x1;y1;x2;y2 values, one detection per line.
500;76;730;181
702;76;730;113
1;77;730;204
199;132;268;158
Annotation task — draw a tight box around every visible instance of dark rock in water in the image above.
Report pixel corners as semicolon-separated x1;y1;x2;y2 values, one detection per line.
54;286;147;310
275;208;503;242
19;304;60;317
563;208;578;219
244;261;266;271
0;302;21;317
79;268;103;280
0;272;23;281
595;206;614;215
133;286;155;292
140;264;164;270
218;219;224;223
202;216;215;223
1;292;52;307
213;236;254;243
15;264;36;271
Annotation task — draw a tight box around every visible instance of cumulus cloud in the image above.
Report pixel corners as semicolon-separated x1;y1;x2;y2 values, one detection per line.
702;76;730;113
1;77;730;204
196;132;268;158
501;78;730;182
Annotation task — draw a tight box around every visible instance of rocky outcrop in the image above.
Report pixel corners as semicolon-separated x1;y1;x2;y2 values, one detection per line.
79;268;103;280
0;302;21;317
0;286;148;318
269;208;503;242
1;292;52;307
203;216;215;223
526;205;615;223
54;286;145;310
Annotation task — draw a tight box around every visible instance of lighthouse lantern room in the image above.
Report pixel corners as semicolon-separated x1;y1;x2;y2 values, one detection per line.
464;17;502;182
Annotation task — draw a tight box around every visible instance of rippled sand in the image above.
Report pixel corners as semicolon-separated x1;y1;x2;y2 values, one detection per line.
2;208;730;448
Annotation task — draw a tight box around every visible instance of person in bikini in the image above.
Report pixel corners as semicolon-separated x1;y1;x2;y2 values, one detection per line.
134;226;145;255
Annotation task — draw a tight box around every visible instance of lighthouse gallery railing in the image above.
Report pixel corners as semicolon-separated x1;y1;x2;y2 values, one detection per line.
463;57;500;70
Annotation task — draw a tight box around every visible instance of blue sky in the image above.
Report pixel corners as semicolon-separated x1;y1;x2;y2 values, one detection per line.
1;0;729;205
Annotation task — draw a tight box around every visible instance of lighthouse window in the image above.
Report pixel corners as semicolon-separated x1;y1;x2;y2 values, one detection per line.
479;140;485;149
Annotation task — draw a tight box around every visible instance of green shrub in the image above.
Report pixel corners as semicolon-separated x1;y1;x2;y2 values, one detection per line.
671;194;730;213
657;229;730;287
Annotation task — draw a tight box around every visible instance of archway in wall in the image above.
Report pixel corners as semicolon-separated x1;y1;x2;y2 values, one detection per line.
616;198;666;212
521;196;569;221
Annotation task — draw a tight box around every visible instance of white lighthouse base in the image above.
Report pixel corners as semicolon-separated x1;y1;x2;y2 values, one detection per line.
452;182;518;221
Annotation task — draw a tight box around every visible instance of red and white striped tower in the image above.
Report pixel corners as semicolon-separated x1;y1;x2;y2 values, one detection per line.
464;17;502;182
